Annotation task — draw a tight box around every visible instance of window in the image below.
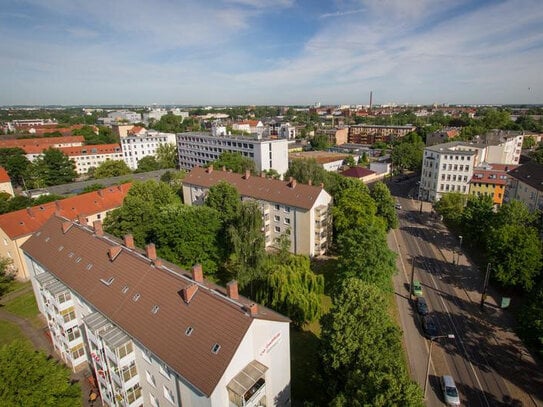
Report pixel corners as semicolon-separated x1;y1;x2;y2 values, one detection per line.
58;292;71;304
117;341;133;359
284;206;291;213
284;218;291;225
121;361;138;382
62;309;76;323
150;393;160;407
274;204;280;210
66;326;81;342
185;326;194;336
160;364;170;379
274;226;281;233
274;215;280;222
142;351;152;364
211;343;221;354
71;344;85;360
126;384;142;404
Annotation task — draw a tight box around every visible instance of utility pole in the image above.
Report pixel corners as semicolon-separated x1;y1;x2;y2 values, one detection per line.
410;256;415;299
480;263;491;311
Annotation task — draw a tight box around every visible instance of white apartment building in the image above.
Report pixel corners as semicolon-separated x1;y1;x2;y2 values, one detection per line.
177;132;289;176
143;109;168;123
183;166;332;256
121;130;177;170
59;144;123;174
22;216;291;407
506;161;543;211
420;142;478;201
479;131;523;165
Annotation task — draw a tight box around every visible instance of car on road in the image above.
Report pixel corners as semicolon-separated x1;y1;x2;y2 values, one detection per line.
412;280;422;297
395;201;402;210
422;314;439;338
440;375;460;406
415;296;429;315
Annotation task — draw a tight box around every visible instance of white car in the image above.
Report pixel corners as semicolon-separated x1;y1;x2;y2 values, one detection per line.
441;375;460;406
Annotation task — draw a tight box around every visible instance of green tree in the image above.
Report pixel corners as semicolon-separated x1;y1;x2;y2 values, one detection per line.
460;195;494;247
343;155;356;167
433;192;467;227
155;143;178;169
391;142;423;172
30;148;76;186
104;180;180;246
210;152;256;174
0;256;15;298
93;160;132;179
487;224;542;291
204;181;241;226
522;136;537;149
310;134;330;150
370;181;399;231
227;201;266;295
336;225;396;291
0;340;81;406
518;284;543;356
135;156;161;173
285;158;327;186
0;148;31;187
332;185;378;236
494;200;537;228
257;255;324;327
154;205;222;276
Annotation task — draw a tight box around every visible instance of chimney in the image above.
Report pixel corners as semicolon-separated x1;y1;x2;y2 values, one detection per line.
61;221;73;234
124;234;135;249
54;209;61;217
97;189;103;197
226;280;239;300
93;220;103;237
77;214;87;225
181;284;199;304
320;182;324;188
247;303;259;316
26;207;34;217
288;176;293;183
289;178;297;188
260;172;265;178
108;246;122;261
222;166;226;172
191;264;203;283
308;179;312;186
153;258;163;267
207;165;213;173
55;200;61;210
244;170;250;179
146;243;157;260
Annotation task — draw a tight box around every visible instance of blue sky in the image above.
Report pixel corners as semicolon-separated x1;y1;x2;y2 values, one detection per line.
1;0;542;106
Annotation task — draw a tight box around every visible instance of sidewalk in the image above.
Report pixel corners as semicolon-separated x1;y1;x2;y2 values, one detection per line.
0;286;98;407
423;212;543;407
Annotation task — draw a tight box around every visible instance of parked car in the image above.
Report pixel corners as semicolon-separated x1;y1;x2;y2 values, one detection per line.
422;314;438;338
412;280;422;297
416;296;429;315
395;201;402;210
441;375;460;406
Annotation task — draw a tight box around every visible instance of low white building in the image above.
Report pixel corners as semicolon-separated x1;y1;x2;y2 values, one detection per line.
22;215;291;407
121;130;177;170
59;144;123;174
177;132;289;176
183;166;332;256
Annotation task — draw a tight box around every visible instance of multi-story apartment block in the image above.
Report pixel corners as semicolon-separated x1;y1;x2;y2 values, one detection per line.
469;166;510;207
0;135;85;161
506;161;543;211
232;120;264;135
0;184;130;280
59;144;123;174
22;215;291;407
0;166;14;197
318;128;348;146
120;130;177;170
177;132;289;176
420;142;478;201
474;130;523;165
348;124;416;144
183;166;332;256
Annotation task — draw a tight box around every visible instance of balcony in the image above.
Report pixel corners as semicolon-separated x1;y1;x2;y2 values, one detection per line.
227;360;268;407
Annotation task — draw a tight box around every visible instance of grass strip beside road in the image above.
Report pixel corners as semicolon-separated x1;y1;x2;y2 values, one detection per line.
0;320;30;346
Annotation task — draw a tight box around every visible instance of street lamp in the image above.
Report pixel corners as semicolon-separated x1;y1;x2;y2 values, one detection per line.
457;235;463;266
423;334;455;399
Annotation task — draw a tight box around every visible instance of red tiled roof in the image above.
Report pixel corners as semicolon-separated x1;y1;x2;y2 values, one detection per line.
0;184;131;239
129;126;145;134
183;167;326;210
470;170;507;186
59;144;121;156
341;166;375;178
0;136;85;153
0;166;10;183
21;215;289;397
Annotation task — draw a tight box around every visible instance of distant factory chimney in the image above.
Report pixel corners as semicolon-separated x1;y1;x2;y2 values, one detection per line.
369;91;373;110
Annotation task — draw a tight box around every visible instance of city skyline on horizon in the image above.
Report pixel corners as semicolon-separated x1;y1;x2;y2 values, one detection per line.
1;0;542;106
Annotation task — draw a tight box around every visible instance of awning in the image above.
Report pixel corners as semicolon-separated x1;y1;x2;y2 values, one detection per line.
227;360;268;396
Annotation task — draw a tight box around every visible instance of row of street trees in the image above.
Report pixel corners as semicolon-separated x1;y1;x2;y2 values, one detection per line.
434;194;543;356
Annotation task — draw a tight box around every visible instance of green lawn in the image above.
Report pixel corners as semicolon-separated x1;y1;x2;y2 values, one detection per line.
0;320;30;346
3;290;40;326
5;280;31;295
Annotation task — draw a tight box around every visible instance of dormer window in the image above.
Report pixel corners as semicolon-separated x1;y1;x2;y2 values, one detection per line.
211;343;221;354
185;326;193;336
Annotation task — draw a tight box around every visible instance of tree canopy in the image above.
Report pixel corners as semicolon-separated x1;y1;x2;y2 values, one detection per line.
30;148;77;187
209;151;256;174
0;340;81;406
285;158;327;186
93;160;132;179
155;143;178;169
135;156;161;173
370;181;399;231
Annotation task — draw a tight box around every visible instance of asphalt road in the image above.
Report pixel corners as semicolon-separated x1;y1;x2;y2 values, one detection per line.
386;175;542;407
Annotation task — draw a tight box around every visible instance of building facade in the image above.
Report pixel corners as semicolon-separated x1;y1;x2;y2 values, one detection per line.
348;125;416;144
22;216;291;407
506;161;543;211
0;167;14;197
176;132;289;176
182;166;332;256
469;167;508;207
59;144;123;174
0;184;130;280
120;131;177;170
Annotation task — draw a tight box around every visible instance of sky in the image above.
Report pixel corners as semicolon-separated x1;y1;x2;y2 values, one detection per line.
1;0;542;106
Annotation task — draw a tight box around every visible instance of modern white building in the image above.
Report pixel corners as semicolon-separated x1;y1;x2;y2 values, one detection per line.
143;109;168;123
22;215;291;407
183;166;332;256
121;130;177;170
177;132;289;176
475;130;523;165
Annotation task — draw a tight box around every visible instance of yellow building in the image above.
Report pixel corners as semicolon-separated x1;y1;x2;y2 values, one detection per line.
469;168;508;206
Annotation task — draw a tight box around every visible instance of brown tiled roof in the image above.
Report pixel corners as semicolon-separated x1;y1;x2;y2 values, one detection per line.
59;144;121;156
469;169;507;186
289;151;349;165
507;161;543;192
0;166;10;183
0;184;131;239
183;166;325;210
21;216;288;397
341;167;375;178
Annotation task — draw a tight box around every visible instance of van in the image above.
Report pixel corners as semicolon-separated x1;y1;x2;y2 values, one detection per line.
441;375;460;406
